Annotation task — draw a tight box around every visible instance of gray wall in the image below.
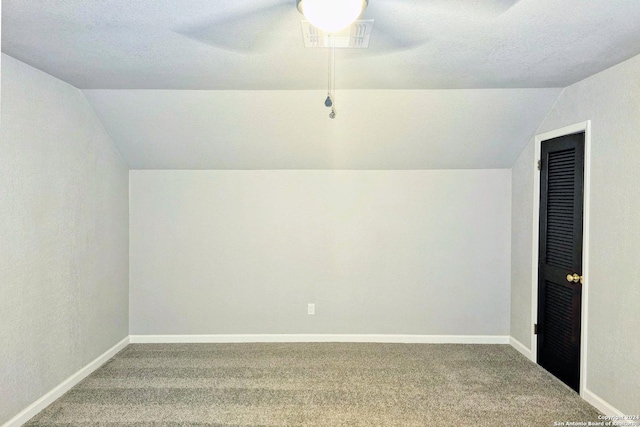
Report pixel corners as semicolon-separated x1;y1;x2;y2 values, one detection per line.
130;169;511;336
0;54;129;424
510;53;640;413
510;140;536;347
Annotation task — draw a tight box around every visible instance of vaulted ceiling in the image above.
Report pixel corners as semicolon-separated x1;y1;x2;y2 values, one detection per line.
83;88;561;169
3;0;640;169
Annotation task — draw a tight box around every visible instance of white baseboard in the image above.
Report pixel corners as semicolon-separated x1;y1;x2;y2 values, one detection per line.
507;338;628;419
583;388;628;417
12;334;628;427
2;336;130;427
129;334;510;344
509;336;533;360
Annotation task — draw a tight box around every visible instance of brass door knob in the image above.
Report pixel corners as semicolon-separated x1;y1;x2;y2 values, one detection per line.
566;273;582;283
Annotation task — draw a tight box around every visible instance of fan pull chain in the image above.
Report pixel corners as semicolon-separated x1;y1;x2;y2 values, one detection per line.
324;36;336;118
325;39;332;107
330;44;336;119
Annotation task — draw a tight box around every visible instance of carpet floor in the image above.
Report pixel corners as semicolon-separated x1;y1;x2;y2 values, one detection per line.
25;343;602;426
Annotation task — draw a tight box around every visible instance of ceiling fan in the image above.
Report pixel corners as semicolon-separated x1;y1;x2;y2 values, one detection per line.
175;0;520;54
175;0;519;118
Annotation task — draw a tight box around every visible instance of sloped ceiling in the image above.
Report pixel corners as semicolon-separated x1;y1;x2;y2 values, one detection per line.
3;0;640;169
83;88;561;169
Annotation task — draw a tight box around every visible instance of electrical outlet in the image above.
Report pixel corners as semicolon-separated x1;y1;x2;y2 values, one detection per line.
308;303;315;315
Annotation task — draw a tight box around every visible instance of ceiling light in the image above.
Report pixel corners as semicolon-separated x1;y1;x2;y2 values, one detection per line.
297;0;368;33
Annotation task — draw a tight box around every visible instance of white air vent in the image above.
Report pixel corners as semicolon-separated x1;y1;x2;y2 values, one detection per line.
301;20;374;48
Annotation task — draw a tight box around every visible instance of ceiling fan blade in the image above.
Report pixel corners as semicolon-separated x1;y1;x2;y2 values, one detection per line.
175;1;294;53
480;0;522;15
355;1;430;54
376;0;521;17
355;0;522;55
369;19;429;53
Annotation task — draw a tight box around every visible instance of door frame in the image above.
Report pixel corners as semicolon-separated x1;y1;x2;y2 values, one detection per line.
530;120;592;397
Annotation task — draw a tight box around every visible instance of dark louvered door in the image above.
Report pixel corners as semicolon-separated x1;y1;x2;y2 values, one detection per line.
537;132;585;392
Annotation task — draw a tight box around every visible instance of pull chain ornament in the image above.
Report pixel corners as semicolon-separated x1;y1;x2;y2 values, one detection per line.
324;41;336;118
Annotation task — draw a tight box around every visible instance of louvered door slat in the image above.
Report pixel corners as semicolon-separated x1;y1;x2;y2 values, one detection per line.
545;148;577;269
543;281;575;365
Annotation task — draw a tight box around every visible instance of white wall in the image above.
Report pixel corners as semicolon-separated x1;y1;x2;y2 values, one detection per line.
130;169;511;336
0;54;129;425
510;53;640;414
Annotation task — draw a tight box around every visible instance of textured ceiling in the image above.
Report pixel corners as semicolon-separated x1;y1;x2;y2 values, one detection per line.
3;0;640;90
2;0;638;170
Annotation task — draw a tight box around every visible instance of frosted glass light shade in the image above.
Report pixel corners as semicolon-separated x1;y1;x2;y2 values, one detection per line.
297;0;368;33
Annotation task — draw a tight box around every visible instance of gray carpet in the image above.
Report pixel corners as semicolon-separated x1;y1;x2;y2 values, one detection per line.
26;343;601;426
